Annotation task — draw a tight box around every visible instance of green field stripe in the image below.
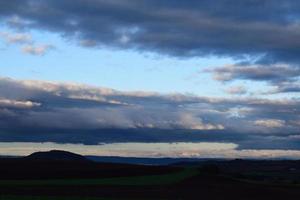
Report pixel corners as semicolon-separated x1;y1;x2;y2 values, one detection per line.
0;168;198;186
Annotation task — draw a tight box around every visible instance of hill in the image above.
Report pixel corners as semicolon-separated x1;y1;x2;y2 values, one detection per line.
25;150;90;162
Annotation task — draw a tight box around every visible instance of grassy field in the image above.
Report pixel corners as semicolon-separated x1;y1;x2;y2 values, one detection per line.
0;168;198;186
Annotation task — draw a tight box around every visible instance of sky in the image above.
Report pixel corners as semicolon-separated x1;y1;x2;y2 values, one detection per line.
0;0;299;158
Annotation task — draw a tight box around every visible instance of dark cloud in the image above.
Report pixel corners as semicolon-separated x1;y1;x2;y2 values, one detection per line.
270;82;300;94
0;77;299;150
205;64;300;93
1;1;300;156
207;64;300;83
2;0;300;94
1;0;300;63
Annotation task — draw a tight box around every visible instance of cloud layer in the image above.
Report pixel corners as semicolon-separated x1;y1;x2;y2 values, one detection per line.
1;142;300;159
1;2;300;155
0;0;300;63
0;77;299;150
206;64;300;94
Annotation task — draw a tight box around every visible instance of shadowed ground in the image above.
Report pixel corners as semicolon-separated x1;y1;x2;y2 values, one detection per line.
0;152;300;199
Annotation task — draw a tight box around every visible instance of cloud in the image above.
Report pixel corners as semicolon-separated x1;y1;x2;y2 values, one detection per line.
0;31;32;44
254;119;285;128
2;0;300;95
206;63;300;93
207;64;300;83
0;98;41;109
0;142;237;157
178;113;224;130
21;44;54;56
225;86;247;95
268;82;300;94
0;77;225;130
0;31;54;56
79;39;97;47
0;77;299;150
6;15;32;29
1;0;300;64
1;142;300;159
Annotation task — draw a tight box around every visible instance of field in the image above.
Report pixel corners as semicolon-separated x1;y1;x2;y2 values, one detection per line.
0;167;198;186
0;155;300;199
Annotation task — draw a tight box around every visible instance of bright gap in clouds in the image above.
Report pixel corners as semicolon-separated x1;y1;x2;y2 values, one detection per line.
1;142;300;159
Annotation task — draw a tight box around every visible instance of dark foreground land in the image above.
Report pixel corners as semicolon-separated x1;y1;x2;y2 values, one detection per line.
0;151;300;200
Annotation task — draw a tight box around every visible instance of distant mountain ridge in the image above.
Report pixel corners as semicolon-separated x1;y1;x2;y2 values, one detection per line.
86;156;227;165
25;150;90;162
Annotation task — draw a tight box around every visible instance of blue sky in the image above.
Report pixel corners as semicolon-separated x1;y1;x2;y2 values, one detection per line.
0;27;234;96
0;0;300;158
0;25;293;100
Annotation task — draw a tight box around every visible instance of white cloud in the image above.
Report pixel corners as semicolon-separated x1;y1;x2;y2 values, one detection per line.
1;142;300;159
254;119;285;128
225;85;247;95
0;142;238;157
0;31;54;56
0;32;32;44
178;113;224;130
227;106;252;118
0;98;41;109
21;44;54;56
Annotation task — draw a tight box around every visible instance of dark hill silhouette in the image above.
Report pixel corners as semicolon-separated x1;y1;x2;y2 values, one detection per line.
0;152;300;199
0;150;180;180
25;150;90;162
